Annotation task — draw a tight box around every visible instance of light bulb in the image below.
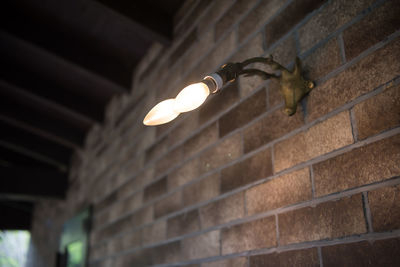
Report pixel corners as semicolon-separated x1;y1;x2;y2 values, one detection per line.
143;99;180;126
173;82;210;113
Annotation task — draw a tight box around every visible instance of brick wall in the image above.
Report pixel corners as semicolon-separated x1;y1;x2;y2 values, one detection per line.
29;0;400;266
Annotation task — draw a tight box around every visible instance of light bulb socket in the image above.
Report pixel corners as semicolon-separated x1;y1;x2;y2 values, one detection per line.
204;73;223;93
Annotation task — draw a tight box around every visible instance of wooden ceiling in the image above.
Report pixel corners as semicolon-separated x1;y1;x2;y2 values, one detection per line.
0;0;184;230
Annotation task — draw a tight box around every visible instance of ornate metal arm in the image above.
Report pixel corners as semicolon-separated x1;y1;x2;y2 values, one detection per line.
215;56;314;116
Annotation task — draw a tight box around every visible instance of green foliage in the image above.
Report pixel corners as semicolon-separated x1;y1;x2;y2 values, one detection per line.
67;241;83;267
0;231;30;267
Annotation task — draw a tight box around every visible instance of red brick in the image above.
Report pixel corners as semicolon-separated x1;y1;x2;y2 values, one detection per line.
120;155;144;183
199;82;240;125
270;35;297;67
274;111;353;172
121;192;142;215
246;168;312;215
131;206;153;227
93;210;110;230
202;258;247;267
144;177;167;202
198;132;242;174
96;215;132;242
279;194;366;245
198;0;233;33
239;0;286;43
130;167;154;191
299;0;374;52
95;191;117;213
369;184;400;232
115;248;152;267
174;0;212;36
265;0;326;47
221;148;273;193
343;0;400;60
250;248;319;267
303;37;342;81
155;146;183;176
173;0;197;26
167;112;199;147
215;0;258;39
219;89;267;137
183;122;218;158
182;173;220;207
154;191;182;219
152;241;181;265
181;230;220;260
90;243;107;261
170;132;241;190
230;33;265;97
181;29;214;74
145;135;168;164
313;134;400;197
322;238;400;267
168;158;200;189
222;216;276;254
207;30;237;69
142;220;166;246
307;36;400;122
167;210;200;238
118;230;141;251
267;79;284;108
230;33;264;63
200;192;245;228
243;107;304;153
354;84;400;140
170;29;197;65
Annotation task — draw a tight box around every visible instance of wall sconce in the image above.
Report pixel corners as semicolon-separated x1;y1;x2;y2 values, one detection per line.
143;56;314;126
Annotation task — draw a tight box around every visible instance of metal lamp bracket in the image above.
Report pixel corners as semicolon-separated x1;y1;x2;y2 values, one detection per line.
216;56;314;116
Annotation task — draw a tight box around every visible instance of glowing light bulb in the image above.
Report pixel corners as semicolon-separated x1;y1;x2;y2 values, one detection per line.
173;82;210;113
143;99;180;126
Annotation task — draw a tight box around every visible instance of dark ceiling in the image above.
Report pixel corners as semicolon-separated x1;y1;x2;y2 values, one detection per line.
0;0;184;230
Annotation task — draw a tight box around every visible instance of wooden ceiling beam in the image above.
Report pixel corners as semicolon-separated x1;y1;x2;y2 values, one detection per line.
0;80;93;147
0;166;68;199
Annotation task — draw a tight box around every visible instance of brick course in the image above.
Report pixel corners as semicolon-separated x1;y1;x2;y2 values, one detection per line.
221;216;276;254
246;167;312;215
279;194;366;245
250;248;319;267
274;111;353;172
313;134;400;197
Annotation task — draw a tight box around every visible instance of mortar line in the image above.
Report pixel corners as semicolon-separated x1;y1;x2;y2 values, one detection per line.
350;108;359;142
363;191;374;233
275;214;280;247
338;32;347;64
318;246;323;267
310;165;316;199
